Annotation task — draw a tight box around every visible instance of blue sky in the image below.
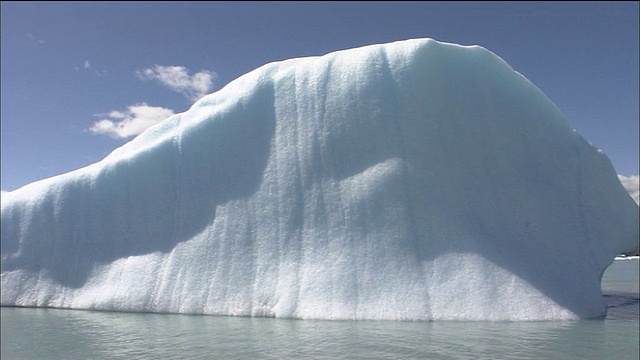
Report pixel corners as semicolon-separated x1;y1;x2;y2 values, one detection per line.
1;1;638;191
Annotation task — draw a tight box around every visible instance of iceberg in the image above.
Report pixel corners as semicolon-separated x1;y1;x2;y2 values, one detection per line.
1;39;638;320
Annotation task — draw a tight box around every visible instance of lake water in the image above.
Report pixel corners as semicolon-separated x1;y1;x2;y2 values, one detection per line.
2;258;638;360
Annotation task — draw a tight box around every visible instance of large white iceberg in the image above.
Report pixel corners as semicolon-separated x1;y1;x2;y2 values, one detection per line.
1;39;638;320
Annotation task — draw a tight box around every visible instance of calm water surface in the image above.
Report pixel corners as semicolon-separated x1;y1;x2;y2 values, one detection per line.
2;259;638;360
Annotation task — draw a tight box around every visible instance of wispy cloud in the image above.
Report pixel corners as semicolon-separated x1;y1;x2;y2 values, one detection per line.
618;175;640;205
27;33;45;44
88;103;175;139
76;60;106;75
136;65;215;101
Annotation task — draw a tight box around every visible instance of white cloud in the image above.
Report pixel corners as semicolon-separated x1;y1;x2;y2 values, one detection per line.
27;33;45;44
88;103;175;139
618;175;640;205
136;65;215;101
77;60;104;74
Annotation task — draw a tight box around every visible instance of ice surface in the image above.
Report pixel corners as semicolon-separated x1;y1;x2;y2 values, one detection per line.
1;39;638;320
618;175;639;205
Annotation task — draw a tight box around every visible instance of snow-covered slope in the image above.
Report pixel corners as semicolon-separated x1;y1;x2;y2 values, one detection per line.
2;39;638;320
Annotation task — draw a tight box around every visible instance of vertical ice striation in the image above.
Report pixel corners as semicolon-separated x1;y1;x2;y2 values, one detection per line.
1;39;638;320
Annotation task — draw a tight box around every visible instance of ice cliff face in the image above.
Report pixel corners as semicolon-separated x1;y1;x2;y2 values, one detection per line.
1;39;638;320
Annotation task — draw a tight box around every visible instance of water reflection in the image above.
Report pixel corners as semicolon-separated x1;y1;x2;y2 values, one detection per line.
2;307;638;360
